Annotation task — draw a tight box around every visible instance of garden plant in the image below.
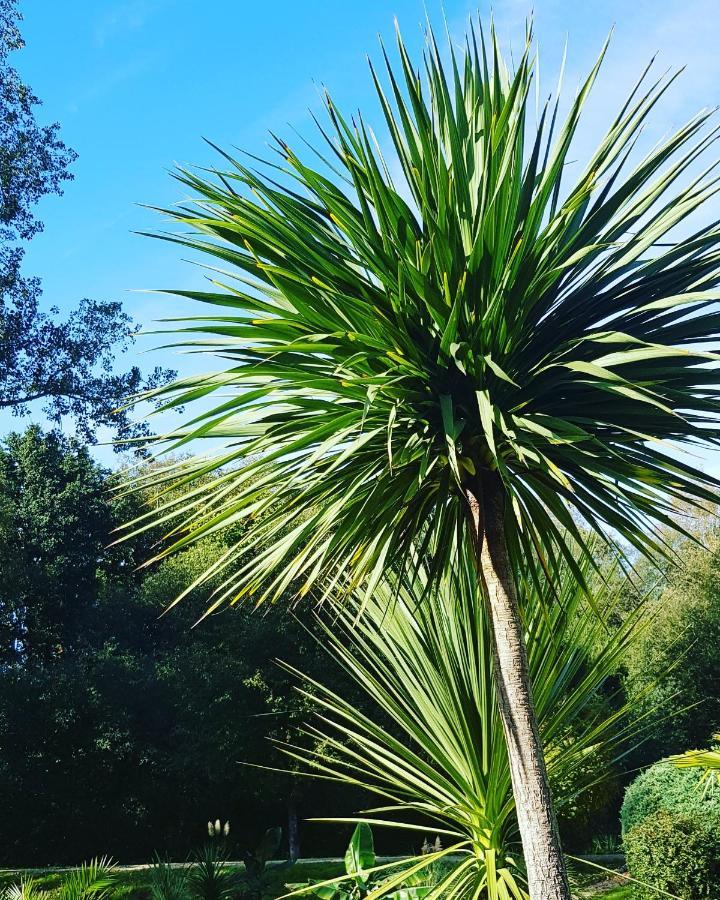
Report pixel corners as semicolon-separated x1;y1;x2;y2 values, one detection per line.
281;546;649;898
122;17;720;899
621;758;720;898
288;822;434;899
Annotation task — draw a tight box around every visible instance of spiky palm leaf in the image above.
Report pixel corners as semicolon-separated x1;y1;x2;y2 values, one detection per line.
58;857;116;900
668;734;720;787
277;548;648;899
3;880;40;900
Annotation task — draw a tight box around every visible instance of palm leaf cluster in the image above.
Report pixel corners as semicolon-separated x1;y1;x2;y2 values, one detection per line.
2;860;117;900
278;548;649;899
121;18;720;608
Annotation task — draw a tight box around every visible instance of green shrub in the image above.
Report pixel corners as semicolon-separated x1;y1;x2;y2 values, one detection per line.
187;845;239;900
621;761;720;834
148;856;189;900
624;810;720;899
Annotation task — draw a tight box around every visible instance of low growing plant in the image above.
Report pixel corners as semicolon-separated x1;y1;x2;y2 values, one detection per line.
288;823;432;899
58;859;117;900
149;855;190;900
188;844;239;900
1;859;118;900
589;835;622;856
2;880;40;900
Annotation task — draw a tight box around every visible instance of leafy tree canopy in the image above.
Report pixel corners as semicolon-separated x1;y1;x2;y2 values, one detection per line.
0;0;171;447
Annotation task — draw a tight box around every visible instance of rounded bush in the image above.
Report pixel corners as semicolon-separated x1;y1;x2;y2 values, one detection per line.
624;809;720;899
621;761;720;834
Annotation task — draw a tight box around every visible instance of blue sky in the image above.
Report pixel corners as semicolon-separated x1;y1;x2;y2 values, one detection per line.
11;0;720;471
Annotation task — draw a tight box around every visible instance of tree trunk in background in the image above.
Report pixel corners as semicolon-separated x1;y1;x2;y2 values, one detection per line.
465;470;571;900
287;795;300;863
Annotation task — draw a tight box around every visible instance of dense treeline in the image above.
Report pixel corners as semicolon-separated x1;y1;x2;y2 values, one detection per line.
0;427;367;865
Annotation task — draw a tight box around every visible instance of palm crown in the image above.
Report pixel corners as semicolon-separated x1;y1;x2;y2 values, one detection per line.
125;22;720;608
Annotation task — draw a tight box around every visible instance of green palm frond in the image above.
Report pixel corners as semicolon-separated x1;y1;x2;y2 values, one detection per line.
120;17;720;607
276;547;649;899
58;857;117;900
668;734;720;787
3;879;40;900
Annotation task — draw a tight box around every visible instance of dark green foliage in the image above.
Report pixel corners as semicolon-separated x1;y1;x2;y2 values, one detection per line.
625;524;720;760
0;1;172;447
624;810;720;899
0;427;363;865
0;426;124;664
239;827;282;899
621;761;720;834
551;728;623;850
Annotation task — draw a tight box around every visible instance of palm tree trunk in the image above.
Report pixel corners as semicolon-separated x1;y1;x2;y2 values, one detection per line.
465;470;570;900
287;794;300;864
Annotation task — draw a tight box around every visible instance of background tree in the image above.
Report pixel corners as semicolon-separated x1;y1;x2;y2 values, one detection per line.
625;523;720;761
0;426;116;664
120;21;720;899
0;0;171;447
0;427;361;865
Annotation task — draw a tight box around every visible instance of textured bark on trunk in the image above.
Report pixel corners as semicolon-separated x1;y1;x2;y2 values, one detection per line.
465;470;570;900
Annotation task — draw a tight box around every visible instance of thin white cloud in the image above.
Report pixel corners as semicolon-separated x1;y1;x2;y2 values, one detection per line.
68;53;160;111
92;0;169;48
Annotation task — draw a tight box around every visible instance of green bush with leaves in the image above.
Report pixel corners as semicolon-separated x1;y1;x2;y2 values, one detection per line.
621;761;720;835
149;856;190;900
624;526;720;761
624;810;720;899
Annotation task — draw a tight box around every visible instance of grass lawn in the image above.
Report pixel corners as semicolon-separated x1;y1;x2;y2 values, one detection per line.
0;861;635;899
0;861;347;900
261;860;346;896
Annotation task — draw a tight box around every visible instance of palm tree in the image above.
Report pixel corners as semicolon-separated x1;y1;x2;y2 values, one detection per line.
124;20;720;899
